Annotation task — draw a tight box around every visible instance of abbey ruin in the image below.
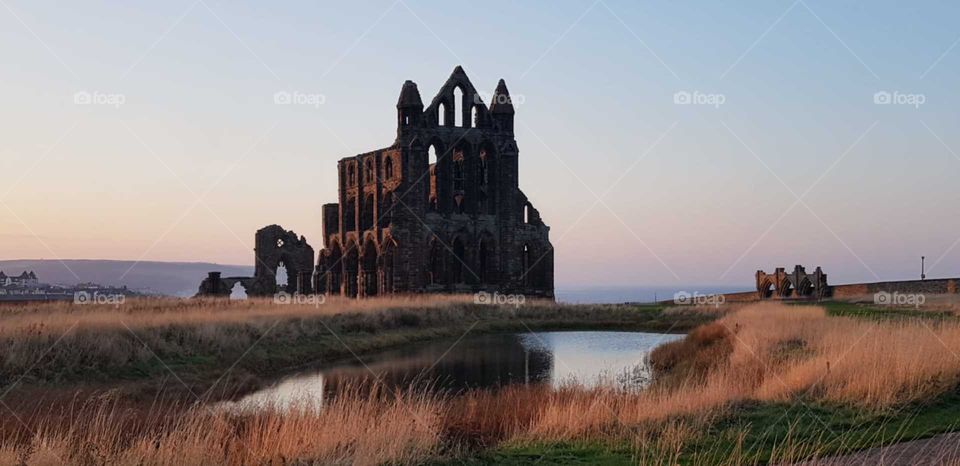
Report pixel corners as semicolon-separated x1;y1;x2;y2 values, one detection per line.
198;67;554;299
315;67;553;298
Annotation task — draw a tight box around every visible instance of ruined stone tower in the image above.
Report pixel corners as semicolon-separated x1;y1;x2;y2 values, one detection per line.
314;66;553;298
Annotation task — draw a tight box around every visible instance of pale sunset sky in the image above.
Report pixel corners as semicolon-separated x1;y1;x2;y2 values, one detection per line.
1;0;959;288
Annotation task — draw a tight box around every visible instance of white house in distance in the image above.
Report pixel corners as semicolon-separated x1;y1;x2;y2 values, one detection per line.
0;271;39;287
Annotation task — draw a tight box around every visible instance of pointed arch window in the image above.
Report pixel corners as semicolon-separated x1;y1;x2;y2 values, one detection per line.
365;159;375;183
452;148;464;191
384;156;394;179
478;150;488;187
453;87;464;127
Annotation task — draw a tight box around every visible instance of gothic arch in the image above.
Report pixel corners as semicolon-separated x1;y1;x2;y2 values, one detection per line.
380;190;395;228
361;194;375;231
450;235;467;284
427;236;443;286
478;141;496;214
379;237;397;294
344;197;357;231
325;240;343;295
778;279;794;298
477;231;496;284
427;139;446;211
383;155;395;180
343;241;360;298
360;238;379;297
759;279;774;299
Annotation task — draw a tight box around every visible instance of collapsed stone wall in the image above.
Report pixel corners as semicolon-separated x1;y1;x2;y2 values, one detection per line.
196;224;314;298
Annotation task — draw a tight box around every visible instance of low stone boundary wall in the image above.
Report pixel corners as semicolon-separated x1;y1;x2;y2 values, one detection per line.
831;278;958;298
702;278;960;304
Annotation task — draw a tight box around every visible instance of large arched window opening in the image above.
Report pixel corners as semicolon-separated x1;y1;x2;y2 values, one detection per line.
523;203;531;224
780;281;795;298
452;147;464;191
438;102;447;126
344;244;359;298
522;244;531;287
365;159;374;183
327;243;343;295
229;282;247;300
428;145;439;211
380;191;394;228
428;239;442;285
478;152;488;187
345;198;356;231
384;156;394;179
380;240;396;294
453;87;464;127
361;241;378;297
759;280;774;299
361;194;375;231
276;261;289;289
452;237;466;283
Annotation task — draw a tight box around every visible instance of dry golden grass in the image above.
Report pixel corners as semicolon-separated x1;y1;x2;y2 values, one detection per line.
5;301;960;464
452;302;960;452
0;295;483;336
0;295;585;385
0;384;443;466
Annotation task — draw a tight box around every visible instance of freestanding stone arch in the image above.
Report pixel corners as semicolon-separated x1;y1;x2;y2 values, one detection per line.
756;265;828;300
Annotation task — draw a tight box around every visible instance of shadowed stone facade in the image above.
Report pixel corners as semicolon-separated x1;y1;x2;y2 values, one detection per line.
314;67;554;298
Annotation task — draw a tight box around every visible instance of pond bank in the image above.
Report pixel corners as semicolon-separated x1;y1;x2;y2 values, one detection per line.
0;297;720;400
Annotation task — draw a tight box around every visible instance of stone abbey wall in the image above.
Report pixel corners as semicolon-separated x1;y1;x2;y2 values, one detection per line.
313;67;554;298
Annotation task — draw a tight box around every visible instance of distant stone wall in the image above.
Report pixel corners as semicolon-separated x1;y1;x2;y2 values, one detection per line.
721;291;761;302
699;277;960;305
831;278;959;298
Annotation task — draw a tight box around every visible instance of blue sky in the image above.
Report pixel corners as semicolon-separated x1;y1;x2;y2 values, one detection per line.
1;0;959;288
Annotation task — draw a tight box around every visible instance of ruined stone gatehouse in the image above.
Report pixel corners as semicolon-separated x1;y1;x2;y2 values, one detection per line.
314;67;554;298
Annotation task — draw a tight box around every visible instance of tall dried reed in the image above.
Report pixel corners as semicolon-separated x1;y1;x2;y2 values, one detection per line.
5;301;960;464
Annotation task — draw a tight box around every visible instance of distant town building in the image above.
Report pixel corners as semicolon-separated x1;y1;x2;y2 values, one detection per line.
0;270;39;287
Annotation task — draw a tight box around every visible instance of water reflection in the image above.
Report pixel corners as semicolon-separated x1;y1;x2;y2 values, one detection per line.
218;331;681;412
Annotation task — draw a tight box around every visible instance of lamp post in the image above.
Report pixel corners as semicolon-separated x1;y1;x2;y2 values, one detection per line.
922;256;926;281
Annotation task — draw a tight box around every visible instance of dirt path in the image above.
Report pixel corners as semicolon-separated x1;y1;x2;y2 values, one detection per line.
796;433;960;465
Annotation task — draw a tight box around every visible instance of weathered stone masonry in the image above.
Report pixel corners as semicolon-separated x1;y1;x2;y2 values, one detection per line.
313;67;554;298
197;225;314;297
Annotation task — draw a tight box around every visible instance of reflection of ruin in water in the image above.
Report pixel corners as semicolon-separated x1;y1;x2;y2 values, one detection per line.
313;333;557;393
219;331;682;413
